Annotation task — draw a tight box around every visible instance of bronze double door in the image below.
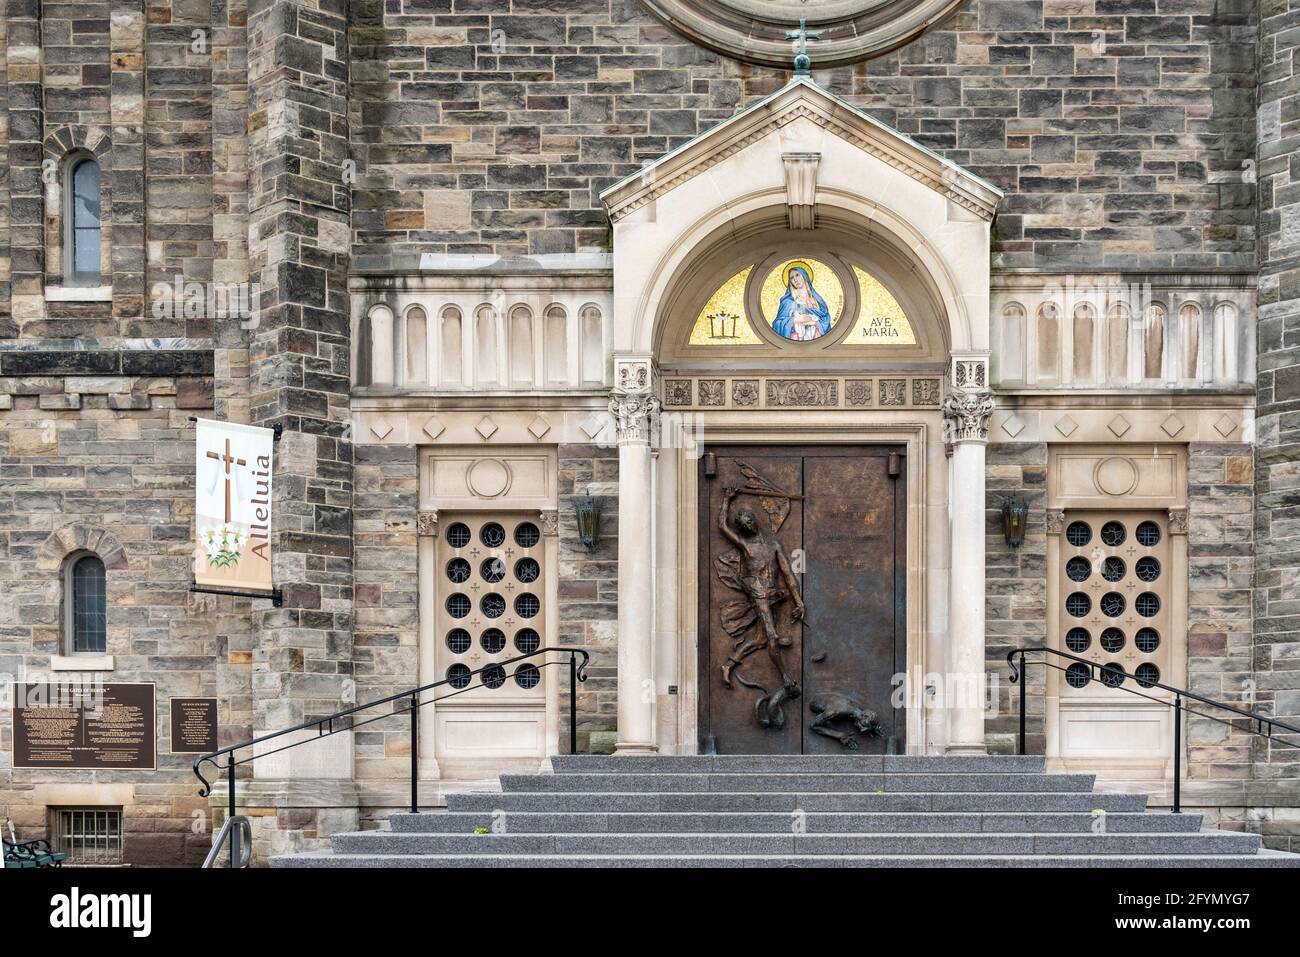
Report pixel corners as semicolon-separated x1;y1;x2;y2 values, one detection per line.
698;446;906;754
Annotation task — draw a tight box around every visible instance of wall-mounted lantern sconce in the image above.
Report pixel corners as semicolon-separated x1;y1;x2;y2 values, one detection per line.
574;497;601;551
1001;498;1029;549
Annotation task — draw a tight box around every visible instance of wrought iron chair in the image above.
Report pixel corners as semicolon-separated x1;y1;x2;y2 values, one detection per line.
3;819;66;868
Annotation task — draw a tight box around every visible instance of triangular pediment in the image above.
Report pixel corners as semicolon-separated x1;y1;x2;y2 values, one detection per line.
600;76;1002;224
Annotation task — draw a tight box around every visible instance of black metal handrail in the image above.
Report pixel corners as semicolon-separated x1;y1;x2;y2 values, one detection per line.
1008;645;1300;812
193;646;589;863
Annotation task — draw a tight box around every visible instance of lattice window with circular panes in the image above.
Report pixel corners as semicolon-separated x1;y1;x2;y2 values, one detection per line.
1058;512;1170;697
435;514;547;699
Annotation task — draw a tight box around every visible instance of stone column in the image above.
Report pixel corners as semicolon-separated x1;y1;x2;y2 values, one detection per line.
611;357;659;755
943;359;995;755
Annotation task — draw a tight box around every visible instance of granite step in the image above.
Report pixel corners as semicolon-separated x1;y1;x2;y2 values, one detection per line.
499;772;1098;793
445;790;1150;813
389;810;1201;834
549;755;1047;773
327;830;1261;856
272;851;1300;869
270;756;1300;868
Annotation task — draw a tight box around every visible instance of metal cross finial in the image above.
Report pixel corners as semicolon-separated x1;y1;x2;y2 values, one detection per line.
780;16;821;76
785;17;822;76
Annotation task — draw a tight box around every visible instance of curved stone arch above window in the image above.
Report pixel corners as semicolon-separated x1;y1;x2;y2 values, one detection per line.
638;0;966;69
42;126;114;290
37;524;128;573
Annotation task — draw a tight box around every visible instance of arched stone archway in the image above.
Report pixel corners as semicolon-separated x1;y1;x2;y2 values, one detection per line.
600;78;1000;756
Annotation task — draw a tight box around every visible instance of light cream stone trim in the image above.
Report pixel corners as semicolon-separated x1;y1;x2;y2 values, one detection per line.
782;152;820;229
50;654;115;672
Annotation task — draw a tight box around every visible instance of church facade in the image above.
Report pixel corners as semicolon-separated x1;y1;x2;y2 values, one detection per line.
1;0;1298;865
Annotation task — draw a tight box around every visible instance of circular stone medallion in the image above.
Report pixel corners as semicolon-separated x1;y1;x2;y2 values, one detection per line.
1094;457;1139;497
466;458;511;499
639;1;967;69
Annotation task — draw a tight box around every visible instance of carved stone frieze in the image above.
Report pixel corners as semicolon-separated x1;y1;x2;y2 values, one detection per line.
766;379;838;407
664;379;693;407
698;379;726;406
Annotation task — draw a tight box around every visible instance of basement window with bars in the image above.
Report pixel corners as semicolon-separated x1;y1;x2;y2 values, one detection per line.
52;808;124;864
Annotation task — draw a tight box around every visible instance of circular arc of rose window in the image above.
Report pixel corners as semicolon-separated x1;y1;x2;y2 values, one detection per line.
638;1;967;69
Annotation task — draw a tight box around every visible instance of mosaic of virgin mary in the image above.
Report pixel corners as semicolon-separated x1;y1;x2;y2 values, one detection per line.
771;261;832;341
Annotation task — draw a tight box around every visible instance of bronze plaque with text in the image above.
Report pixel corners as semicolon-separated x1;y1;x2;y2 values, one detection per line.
169;697;218;754
12;682;156;770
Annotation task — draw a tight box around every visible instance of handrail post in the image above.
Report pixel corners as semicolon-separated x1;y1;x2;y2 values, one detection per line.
1172;694;1182;814
569;651;578;754
1018;651;1027;756
409;693;419;814
226;754;237;863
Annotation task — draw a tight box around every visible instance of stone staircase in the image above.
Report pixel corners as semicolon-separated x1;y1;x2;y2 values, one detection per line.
271;755;1300;868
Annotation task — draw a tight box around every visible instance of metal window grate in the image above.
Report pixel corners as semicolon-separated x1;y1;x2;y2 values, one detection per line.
54;808;123;864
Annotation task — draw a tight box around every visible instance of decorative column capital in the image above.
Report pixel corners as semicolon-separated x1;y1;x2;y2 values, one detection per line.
609;392;662;446
1045;509;1066;536
539;509;559;538
417;510;438;538
1168;508;1189;536
942;388;995;445
611;353;659;446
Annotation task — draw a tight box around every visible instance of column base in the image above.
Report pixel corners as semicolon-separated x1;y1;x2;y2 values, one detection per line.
613;742;660;756
944;743;989;756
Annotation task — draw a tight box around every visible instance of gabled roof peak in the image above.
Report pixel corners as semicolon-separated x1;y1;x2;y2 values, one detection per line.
601;75;1002;224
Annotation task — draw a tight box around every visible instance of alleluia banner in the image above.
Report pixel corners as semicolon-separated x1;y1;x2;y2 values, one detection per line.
193;418;274;594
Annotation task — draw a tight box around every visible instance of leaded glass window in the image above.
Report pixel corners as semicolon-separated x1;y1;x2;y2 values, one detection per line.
67;156;102;284
70;555;106;654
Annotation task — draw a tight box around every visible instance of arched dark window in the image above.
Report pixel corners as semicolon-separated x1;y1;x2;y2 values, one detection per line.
68;554;107;654
66;156;102;285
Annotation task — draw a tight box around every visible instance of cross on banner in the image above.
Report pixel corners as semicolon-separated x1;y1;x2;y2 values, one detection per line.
206;437;246;523
785;17;822;76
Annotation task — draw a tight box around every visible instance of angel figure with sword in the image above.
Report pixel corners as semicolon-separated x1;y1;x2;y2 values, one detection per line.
715;463;806;728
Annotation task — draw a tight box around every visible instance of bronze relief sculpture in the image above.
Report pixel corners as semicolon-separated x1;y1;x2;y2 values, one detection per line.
808;692;883;751
716;462;805;730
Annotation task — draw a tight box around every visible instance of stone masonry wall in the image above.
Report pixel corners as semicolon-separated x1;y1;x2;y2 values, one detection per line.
1257;0;1300;785
348;0;1255;269
984;442;1049;755
1186;442;1258;781
0;352;249;866
557;443;617;753
351;442;419;782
